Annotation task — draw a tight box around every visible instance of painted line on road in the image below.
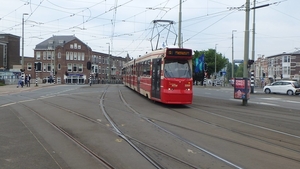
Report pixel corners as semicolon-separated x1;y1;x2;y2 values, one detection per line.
0;102;16;107
194;107;300;139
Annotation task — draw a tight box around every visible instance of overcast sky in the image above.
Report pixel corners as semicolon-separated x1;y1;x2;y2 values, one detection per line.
1;0;299;61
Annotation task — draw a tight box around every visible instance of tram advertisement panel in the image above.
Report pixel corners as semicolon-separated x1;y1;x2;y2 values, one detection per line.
234;78;250;100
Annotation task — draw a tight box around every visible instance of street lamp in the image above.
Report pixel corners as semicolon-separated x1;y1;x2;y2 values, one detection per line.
178;0;182;48
106;42;111;83
232;30;237;79
22;13;29;70
214;44;218;78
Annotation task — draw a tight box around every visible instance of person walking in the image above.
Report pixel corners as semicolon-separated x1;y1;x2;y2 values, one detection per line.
27;75;31;87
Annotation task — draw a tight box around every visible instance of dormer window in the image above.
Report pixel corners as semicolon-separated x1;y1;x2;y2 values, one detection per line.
70;44;73;49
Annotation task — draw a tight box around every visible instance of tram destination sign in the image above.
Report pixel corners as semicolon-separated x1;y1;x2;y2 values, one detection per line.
167;49;192;57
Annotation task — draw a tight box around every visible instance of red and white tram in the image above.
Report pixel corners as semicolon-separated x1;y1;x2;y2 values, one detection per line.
122;47;193;104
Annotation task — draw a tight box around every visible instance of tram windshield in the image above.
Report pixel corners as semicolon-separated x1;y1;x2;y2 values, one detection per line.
164;59;192;78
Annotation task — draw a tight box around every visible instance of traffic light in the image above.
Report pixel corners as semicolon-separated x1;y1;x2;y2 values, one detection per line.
220;72;222;76
280;74;283;79
247;60;254;68
65;71;69;76
262;72;265;78
204;63;207;71
87;61;91;70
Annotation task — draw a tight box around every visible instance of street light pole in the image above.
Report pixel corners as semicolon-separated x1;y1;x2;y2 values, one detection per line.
21;13;28;70
232;30;237;79
21;13;28;86
106;42;111;83
214;44;218;77
178;0;182;48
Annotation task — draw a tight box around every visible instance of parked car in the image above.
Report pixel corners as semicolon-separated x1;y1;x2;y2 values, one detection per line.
263;80;300;95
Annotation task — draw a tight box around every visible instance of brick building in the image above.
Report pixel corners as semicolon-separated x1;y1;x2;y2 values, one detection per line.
0;33;21;70
254;50;300;85
23;35;128;84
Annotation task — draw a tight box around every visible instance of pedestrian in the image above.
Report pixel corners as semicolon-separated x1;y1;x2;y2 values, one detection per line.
27;75;31;87
17;77;23;88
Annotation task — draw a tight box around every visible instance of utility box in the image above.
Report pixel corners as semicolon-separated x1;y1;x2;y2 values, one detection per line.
234;78;250;100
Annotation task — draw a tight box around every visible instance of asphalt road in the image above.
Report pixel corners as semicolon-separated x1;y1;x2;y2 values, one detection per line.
193;85;300;110
0;84;299;169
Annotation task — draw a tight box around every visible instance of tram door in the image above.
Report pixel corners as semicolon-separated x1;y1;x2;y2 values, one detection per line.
151;58;161;99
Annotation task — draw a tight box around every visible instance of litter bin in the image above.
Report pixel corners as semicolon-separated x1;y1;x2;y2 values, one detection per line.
234;78;250;100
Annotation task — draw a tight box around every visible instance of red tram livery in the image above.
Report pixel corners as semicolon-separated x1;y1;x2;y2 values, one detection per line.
122;47;193;104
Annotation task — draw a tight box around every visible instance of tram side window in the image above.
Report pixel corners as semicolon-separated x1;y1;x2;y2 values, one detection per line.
142;60;151;76
164;59;191;78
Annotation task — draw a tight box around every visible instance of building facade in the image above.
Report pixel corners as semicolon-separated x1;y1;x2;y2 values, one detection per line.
0;33;20;70
254;51;300;85
23;35;128;84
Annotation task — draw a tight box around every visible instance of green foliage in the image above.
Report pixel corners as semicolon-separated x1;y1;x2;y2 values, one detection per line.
193;49;228;78
236;63;244;77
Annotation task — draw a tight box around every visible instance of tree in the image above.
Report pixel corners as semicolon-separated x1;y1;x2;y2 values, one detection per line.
236;63;244;77
193;49;228;79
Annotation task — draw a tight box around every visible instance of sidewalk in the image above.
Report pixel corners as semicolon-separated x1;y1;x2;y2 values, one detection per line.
0;83;55;95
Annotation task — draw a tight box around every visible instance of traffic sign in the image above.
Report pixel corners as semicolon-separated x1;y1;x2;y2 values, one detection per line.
234;60;243;63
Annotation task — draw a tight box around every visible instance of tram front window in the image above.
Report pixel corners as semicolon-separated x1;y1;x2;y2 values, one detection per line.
164;60;191;78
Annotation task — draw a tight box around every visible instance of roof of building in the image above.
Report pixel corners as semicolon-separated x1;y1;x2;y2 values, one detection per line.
34;35;78;50
267;50;300;58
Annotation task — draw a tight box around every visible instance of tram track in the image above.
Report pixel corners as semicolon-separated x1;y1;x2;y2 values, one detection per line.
117;88;243;169
101;85;199;169
35;88;199;169
4;84;300;168
7;85;195;168
16;101;116;169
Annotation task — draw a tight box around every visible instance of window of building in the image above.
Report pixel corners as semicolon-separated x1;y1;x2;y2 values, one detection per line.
70;52;73;60
66;52;70;60
43;63;46;72
43;51;46;60
47;51;52;60
99;56;102;63
36;51;41;60
78;64;83;72
283;66;291;75
74;43;77;49
67;63;72;72
283;55;291;63
73;64;77;72
74;52;77;60
57;77;61;84
81;53;85;61
58;52;61;58
78;53;81;61
47;63;51;72
70;44;73;49
58;63;61;70
78;45;81;49
27;63;32;71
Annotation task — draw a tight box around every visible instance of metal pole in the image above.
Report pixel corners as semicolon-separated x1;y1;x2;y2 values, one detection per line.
21;13;28;86
178;0;182;48
107;43;111;83
250;0;256;93
214;44;217;77
232;30;236;79
243;0;250;105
